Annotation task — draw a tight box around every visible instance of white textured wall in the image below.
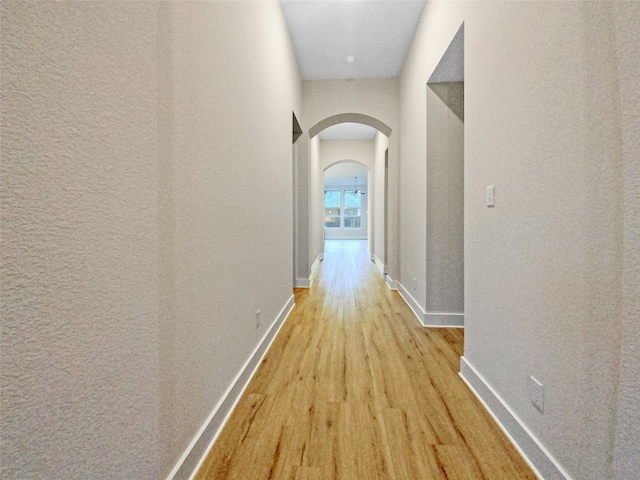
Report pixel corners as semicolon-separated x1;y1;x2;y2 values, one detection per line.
425;83;464;314
157;1;301;475
303;79;399;279
320;140;375;180
613;1;640;478
309;135;322;264
1;1;302;478
1;2;161;478
373;132;389;267
400;1;636;479
293;134;311;287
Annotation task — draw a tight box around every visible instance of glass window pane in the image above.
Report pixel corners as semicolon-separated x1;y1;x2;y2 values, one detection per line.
344;207;360;216
325;208;340;216
325;217;340;228
344;217;361;228
344;192;361;208
324;190;340;208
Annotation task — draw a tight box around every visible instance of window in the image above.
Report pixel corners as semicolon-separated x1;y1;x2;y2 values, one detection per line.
324;190;341;228
344;191;361;228
324;189;363;229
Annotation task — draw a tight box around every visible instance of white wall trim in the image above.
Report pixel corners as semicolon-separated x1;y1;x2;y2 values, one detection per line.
310;254;323;277
397;281;426;325
385;274;397;290
397;282;464;328
166;294;296;480
325;235;368;240
459;357;572;480
372;255;386;274
295;278;311;288
425;312;464;328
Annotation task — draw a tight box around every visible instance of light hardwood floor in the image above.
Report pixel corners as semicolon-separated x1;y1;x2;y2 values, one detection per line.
195;240;536;479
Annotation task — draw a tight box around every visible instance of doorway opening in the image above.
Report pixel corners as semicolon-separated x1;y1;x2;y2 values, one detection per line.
304;114;393;288
324;162;369;242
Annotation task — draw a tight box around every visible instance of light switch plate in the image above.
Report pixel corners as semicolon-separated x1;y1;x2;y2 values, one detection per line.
486;185;495;207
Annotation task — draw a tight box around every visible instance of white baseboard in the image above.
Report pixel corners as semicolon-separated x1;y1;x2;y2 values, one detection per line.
299;253;324;288
459;357;571;480
295;277;311;288
397;282;464;328
372;255;386;274
166;294;295;480
385;274;397;290
397;281;424;324
310;254;323;276
325;236;367;240
424;312;464;327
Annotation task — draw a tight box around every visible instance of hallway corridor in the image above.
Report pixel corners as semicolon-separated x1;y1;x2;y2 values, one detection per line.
195;240;535;479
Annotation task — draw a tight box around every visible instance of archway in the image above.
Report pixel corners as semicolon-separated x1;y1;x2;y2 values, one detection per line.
309;113;392;138
307;117;391;280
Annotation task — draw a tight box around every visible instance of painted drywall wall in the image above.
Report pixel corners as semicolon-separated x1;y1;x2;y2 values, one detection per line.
1;2;161;477
1;1;302;478
426;83;464;315
400;1;636;478
293;136;312;287
156;2;301;475
309;135;322;266
303;79;399;281
612;1;640;478
320;140;374;180
373;132;389;270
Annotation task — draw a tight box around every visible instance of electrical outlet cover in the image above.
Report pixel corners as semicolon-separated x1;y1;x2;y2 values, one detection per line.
529;376;544;413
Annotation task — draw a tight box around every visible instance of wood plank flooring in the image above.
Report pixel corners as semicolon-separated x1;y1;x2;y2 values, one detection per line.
195;240;536;479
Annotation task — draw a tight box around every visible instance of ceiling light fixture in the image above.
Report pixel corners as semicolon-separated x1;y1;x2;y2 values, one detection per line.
352;176;365;196
346;55;355;64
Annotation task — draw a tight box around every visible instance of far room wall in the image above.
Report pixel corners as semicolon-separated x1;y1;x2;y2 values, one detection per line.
320;139;374;242
323;184;368;240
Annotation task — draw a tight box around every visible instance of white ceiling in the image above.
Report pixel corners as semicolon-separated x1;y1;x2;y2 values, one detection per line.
318;122;378;140
280;0;427;81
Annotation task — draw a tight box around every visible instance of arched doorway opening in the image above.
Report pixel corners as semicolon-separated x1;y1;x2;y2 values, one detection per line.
308;115;391;279
323;161;370;244
309;113;392;138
